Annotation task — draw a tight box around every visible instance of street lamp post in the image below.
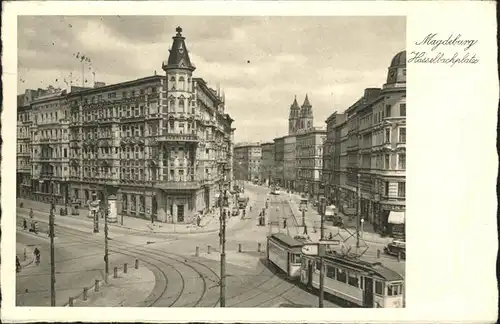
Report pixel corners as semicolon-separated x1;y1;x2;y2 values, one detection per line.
49;199;56;306
356;173;361;253
219;163;229;307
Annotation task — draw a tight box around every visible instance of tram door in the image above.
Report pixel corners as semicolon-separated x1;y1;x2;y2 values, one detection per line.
363;277;374;307
307;260;313;288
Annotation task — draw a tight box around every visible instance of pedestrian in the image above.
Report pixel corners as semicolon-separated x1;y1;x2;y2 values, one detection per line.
22;218;27;230
29;208;34;219
33;247;40;265
283;218;287;229
196;214;201;227
328;232;333;240
16;256;21;272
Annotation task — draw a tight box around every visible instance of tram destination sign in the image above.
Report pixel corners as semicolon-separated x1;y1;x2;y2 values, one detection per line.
301;243;319;256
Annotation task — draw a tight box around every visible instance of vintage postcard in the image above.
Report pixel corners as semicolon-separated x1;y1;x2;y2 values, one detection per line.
1;1;497;323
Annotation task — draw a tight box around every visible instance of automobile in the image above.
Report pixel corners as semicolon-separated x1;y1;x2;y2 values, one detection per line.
231;206;239;216
384;239;406;259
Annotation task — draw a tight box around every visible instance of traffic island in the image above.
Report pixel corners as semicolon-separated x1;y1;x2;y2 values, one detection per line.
67;260;155;307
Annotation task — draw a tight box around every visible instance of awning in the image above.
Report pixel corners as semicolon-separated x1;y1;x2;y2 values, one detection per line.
388;211;405;225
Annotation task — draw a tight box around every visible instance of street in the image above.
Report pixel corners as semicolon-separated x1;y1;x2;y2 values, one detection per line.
16;183;350;307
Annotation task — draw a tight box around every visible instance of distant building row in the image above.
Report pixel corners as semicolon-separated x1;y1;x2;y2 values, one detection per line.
232;51;406;237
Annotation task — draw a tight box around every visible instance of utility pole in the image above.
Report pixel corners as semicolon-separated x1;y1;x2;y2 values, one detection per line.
219;175;227;307
320;196;325;240
49;200;56;307
319;197;325;308
356;173;361;253
104;201;109;283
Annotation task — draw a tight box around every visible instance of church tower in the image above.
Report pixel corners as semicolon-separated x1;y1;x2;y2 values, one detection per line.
299;94;313;131
288;96;300;135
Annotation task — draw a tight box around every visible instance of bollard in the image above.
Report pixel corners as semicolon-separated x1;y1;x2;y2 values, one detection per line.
68;297;74;307
195;246;200;257
238;244;242;253
208;245;211;254
397;252;401;262
124;263;128;274
83;287;88;301
95;279;100;292
135;259;139;269
114;267;118;278
377;249;381;259
257;242;261;253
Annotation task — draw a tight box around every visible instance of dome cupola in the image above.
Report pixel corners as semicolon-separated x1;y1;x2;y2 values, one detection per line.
384;50;406;89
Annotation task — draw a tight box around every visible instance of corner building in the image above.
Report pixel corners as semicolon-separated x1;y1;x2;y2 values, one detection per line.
28;27;234;224
233;143;261;182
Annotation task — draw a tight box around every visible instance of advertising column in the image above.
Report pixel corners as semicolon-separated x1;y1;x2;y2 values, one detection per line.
107;194;118;223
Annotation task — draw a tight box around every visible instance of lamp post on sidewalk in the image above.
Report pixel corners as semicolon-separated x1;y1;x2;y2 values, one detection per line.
356;173;361;253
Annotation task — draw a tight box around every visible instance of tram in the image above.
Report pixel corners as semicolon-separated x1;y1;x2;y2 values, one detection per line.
266;233;304;280
300;251;405;308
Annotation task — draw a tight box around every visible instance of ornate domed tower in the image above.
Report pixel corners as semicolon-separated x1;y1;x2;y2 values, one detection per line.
288;96;300;135
162;26;196;134
384;50;406;89
299;94;313;130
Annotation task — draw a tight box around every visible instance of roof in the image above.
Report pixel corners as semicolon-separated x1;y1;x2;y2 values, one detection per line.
390;51;406;68
302;94;311;107
324;252;403;282
269;233;304;248
162;26;195;72
290;96;300;110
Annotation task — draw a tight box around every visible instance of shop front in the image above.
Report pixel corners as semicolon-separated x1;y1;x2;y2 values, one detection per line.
380;203;405;238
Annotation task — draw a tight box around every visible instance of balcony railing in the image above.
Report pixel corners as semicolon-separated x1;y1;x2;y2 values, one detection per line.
153;180;202;190
156;133;198;142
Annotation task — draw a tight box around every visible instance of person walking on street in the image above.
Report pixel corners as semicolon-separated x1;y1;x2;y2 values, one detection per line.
29;208;34;219
33;247;40;265
22;218;27;230
16;256;21;272
283;217;287;229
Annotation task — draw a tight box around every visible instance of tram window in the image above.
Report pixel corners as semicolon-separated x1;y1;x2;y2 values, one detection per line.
375;280;384;295
326;266;336;279
348;273;360;288
336;269;347;283
291;254;302;264
315;261;321;272
388;283;403;296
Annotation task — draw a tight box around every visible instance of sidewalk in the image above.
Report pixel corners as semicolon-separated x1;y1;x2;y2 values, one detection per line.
286;193;393;245
17;198;243;235
16;243;34;268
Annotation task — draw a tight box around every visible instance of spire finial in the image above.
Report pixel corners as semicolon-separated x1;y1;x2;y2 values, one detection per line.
176;26;183;36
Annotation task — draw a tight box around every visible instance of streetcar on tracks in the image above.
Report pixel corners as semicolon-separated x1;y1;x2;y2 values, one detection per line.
266;233;304;280
300;251;405;308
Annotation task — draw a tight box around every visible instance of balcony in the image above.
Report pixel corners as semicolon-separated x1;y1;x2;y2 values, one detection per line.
156;133;198;142
154;180;202;190
40;172;55;179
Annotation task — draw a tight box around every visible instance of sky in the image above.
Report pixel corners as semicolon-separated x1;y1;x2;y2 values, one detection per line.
17;16;405;143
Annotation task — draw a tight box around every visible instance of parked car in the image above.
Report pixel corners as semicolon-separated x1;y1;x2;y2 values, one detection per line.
384;239;406;259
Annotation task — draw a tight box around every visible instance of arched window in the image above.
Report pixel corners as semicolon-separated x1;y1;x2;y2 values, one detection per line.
169;99;175;112
179;99;185;112
130;194;136;211
139;196;145;213
179;76;185;91
122;194;128;210
169;76;176;82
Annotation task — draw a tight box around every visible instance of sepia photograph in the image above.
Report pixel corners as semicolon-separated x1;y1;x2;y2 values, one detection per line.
14;15;406;309
2;1;497;323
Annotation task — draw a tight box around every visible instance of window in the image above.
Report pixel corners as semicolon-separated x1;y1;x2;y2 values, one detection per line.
397;128;406;144
385;128;391;143
315;261;321;271
169;100;175;112
290;254;302;264
388;283;403;296
398;154;406;170
384;181;390;196
179;99;185;112
385;154;390;169
385;105;391;117
348;273;360;288
402;68;406;76
64;148;68;158
400;103;406;117
336;269;347;283
398;182;405;197
375;280;384;295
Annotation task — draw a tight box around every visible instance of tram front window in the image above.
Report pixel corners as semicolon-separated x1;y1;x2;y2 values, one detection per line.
375;280;384;295
291;253;302;264
387;282;403;296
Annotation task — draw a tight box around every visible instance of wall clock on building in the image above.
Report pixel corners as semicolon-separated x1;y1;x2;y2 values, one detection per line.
388;69;397;83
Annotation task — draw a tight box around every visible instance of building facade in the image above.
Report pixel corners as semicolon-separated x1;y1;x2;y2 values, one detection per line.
259;142;274;185
272;136;285;186
233;143;261;182
295;127;326;198
283;135;296;190
22;27;234;224
324;51;406;237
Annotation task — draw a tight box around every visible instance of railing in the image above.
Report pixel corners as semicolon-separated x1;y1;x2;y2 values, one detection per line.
156;133;198;142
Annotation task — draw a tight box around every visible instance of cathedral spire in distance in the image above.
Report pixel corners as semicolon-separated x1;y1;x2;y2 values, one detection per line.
302;93;311;108
162;26;196;72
